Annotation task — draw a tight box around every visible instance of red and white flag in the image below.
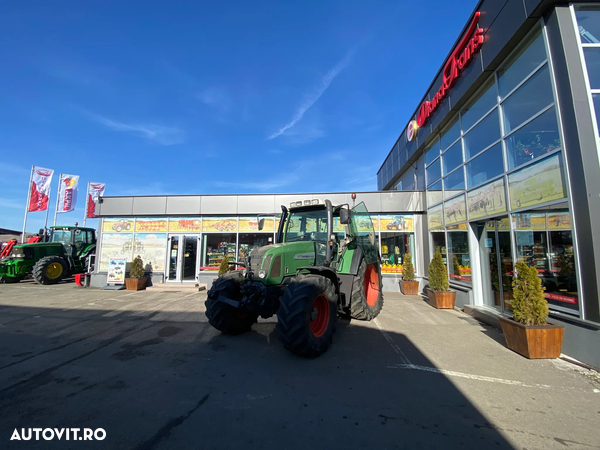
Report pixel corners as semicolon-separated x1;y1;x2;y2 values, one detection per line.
86;182;106;218
56;174;79;214
28;166;54;212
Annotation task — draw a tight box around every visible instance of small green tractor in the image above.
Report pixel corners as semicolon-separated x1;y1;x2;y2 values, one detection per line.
0;226;96;285
205;199;384;357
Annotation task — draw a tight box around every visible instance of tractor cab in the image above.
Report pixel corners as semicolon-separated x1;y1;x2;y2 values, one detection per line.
49;227;96;258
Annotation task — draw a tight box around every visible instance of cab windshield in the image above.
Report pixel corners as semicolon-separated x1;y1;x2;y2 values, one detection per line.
283;208;329;243
50;230;72;245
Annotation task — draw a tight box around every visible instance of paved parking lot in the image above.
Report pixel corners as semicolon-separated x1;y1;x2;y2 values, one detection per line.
0;280;599;449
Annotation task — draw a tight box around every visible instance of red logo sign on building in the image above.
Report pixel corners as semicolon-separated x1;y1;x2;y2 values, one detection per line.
416;12;484;128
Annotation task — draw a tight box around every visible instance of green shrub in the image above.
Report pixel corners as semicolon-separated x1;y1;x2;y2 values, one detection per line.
428;252;449;291
130;255;145;279
452;254;461;277
402;253;415;281
218;255;231;276
511;262;548;326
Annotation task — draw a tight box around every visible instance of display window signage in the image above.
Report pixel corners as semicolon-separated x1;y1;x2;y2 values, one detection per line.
416;12;484;128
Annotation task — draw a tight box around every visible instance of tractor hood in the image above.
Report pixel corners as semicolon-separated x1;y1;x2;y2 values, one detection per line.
6;243;64;261
249;241;318;285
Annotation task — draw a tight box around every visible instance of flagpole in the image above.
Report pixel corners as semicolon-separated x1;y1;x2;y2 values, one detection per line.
83;182;89;227
44;175;53;233
21;166;34;243
53;174;62;226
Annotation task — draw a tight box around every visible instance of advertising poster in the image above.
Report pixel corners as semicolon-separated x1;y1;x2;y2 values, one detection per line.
467;179;507;220
135;218;167;233
496;217;511;231
514;213;547;230
379;215;414;232
444;195;467;225
202;217;238;232
107;258;126;284
103;218;134;233
133;233;167;272
239;217;275;232
508;154;566;209
99;233;133;271
168;218;201;233
447;223;468;230
548;213;571;230
428;204;444;229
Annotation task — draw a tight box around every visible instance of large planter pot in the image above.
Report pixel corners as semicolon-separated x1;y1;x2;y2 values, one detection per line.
125;277;147;291
499;316;564;359
426;288;456;309
400;280;420;295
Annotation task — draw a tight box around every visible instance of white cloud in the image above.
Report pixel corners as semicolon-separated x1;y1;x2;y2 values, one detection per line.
197;87;232;113
0;197;24;209
85;112;185;145
216;175;299;192
267;50;354;140
0;163;30;183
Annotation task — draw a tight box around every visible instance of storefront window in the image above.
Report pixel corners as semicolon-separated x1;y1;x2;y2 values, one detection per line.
448;232;471;285
203;233;236;269
431;232;447;265
381;233;415;272
463;109;501;160
502;65;553;134
466;143;503;188
238;233;272;265
461;80;497;132
498;29;546;98
442;140;463;175
505;107;560;170
548;230;578;311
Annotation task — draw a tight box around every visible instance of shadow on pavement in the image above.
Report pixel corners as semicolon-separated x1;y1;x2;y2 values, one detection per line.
0;300;514;450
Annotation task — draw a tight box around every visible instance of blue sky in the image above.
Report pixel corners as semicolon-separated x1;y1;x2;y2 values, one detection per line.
0;0;477;233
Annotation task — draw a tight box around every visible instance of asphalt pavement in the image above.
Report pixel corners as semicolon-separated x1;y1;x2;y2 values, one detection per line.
0;280;599;449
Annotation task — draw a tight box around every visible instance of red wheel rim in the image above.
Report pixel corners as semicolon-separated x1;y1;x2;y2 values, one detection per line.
310;294;330;338
364;265;380;307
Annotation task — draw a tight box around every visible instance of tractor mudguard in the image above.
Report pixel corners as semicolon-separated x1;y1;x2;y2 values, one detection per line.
296;266;340;296
348;246;364;276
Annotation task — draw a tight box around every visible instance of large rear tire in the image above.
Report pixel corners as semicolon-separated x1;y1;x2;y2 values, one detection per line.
276;274;338;357
205;271;258;335
350;259;383;321
33;255;68;285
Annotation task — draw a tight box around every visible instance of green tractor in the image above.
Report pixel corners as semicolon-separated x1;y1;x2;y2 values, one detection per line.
0;226;96;285
205;199;384;357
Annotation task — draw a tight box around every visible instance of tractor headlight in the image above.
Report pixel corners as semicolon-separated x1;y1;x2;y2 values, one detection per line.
258;270;266;279
13;253;25;259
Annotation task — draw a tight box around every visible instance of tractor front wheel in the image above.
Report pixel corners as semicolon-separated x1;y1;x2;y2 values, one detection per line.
33;255;68;285
205;272;258;335
276;274;338;357
350;260;384;321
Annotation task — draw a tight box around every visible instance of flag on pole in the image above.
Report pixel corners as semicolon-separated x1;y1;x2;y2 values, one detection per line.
28;166;54;212
56;174;79;214
85;182;106;218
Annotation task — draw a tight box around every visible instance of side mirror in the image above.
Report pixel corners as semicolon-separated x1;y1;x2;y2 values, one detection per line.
340;209;351;225
258;218;265;231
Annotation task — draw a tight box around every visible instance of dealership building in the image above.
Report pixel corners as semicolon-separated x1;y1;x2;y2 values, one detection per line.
92;0;600;367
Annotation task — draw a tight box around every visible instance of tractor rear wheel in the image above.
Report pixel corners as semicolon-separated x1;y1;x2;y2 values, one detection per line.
350;259;383;321
276;274;338;357
205;271;258;335
33;255;68;285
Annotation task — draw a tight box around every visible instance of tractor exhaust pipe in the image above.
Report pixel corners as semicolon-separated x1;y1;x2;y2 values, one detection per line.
324;200;333;267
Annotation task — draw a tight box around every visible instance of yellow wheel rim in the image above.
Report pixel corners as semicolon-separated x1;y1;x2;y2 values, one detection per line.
46;262;63;279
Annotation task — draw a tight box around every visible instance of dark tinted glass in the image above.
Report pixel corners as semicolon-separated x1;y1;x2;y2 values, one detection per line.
463;109;501;160
442;140;463;175
576;6;600;44
583;47;600;89
502;65;553;134
427;158;441;186
425;141;440;166
466;143;504;188
461;80;497;132
440;119;461;151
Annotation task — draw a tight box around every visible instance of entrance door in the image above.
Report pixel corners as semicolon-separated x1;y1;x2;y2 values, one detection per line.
479;217;513;311
166;235;200;282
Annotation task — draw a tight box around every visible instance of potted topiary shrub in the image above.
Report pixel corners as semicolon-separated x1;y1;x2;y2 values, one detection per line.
499;262;564;359
125;255;147;290
215;255;231;281
426;252;456;309
399;253;419;295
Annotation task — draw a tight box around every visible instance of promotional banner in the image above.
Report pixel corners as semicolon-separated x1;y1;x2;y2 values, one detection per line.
56;174;79;213
86;182;106;218
28;166;54;212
